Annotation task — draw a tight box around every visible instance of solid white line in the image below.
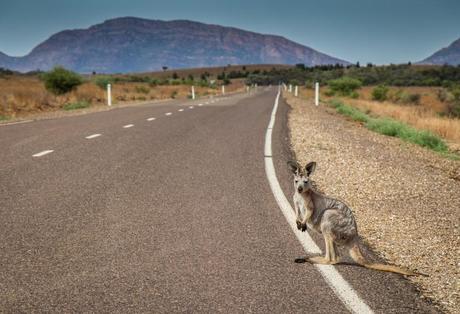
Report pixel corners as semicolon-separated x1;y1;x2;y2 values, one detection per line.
85;133;101;139
264;91;373;314
178;109;184;112
147;117;156;121
165;112;172;116
32;150;54;157
123;124;134;128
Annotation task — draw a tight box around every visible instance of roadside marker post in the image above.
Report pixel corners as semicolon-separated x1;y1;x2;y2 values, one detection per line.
222;85;225;95
289;84;292;93
315;82;319;106
107;84;112;106
192;86;196;100
246;86;250;93
294;85;298;97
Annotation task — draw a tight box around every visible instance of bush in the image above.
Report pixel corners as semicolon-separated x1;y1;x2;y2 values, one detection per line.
350;91;359;99
392;90;421;105
63;101;90;111
170;90;178;99
94;76;113;89
324;89;335;97
328;77;362;96
372;85;389;101
135;86;150;94
41;66;83;95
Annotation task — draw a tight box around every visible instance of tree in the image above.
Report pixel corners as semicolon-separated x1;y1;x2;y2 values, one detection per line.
162;66;168;71
172;72;179;79
41;66;83;95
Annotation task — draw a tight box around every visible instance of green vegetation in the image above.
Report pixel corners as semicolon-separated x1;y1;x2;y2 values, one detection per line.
328;99;451;154
392;90;421;105
94;76;114;89
41;66;83;95
0;115;10;121
445;85;460;117
372;85;389;101
245;63;460;87
135;86;150;94
328;77;362;96
63;101;90;111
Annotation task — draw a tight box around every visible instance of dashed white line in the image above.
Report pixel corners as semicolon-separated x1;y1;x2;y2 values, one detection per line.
189;106;194;109
178;109;184;112
123;124;134;128
32;150;54;157
147;117;156;121
198;103;203;107
85;133;101;139
165;112;172;116
264;91;373;314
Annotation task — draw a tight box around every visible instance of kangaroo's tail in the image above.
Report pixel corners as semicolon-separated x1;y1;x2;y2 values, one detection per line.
349;242;423;276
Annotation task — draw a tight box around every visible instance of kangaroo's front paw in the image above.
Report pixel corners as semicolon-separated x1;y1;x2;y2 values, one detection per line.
296;219;302;230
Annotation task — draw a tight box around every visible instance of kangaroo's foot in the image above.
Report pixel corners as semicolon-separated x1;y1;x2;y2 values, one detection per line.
308;256;335;265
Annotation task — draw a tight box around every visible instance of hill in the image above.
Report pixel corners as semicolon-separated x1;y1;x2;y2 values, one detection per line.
420;37;460;65
0;17;349;73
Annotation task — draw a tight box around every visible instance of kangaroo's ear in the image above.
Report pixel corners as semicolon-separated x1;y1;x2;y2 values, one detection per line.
287;161;300;174
305;162;317;176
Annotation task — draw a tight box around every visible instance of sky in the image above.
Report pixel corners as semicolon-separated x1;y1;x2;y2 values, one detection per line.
0;0;459;65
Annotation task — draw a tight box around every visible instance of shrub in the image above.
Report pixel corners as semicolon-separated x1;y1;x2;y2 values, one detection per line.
372;85;389;101
324;89;335;97
350;91;359;99
63;101;90;111
135;86;150;94
41;66;83;95
170;90;178;99
94;76;113;89
328;77;362;96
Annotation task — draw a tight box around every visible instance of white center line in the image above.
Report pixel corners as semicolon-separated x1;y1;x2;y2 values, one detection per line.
85;133;101;139
147;117;156;121
189;106;194;109
123;124;134;128
165;112;172;116
178;109;184;112
33;150;54;157
264;91;373;314
198;103;203;106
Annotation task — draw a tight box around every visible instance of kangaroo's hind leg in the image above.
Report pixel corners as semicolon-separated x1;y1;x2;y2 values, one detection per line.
309;233;337;265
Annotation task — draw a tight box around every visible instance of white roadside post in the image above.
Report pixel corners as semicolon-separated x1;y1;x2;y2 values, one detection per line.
107;84;112;106
246;85;250;93
191;86;196;100
289;84;292;93
294;85;298;97
222;85;225;95
315;82;319;106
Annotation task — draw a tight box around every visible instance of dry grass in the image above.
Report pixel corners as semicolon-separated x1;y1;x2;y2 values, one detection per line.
297;86;460;147
0;75;245;118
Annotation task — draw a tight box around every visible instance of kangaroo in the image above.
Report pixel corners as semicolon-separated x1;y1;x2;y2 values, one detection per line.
288;160;420;276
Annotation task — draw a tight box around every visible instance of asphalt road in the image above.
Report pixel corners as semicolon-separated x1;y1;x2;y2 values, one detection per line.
0;89;438;313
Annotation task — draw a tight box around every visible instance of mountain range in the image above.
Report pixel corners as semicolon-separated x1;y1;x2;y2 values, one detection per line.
0;17;349;73
420;37;460;65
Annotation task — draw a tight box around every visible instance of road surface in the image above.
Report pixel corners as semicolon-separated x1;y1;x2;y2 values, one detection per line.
0;89;437;313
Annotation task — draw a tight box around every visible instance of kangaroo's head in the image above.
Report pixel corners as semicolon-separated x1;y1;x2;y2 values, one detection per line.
287;161;316;194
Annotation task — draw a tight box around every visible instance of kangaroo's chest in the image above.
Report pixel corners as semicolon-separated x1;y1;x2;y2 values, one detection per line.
295;193;319;231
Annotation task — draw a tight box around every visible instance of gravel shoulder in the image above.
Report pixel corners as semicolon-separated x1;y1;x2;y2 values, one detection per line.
285;93;459;313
